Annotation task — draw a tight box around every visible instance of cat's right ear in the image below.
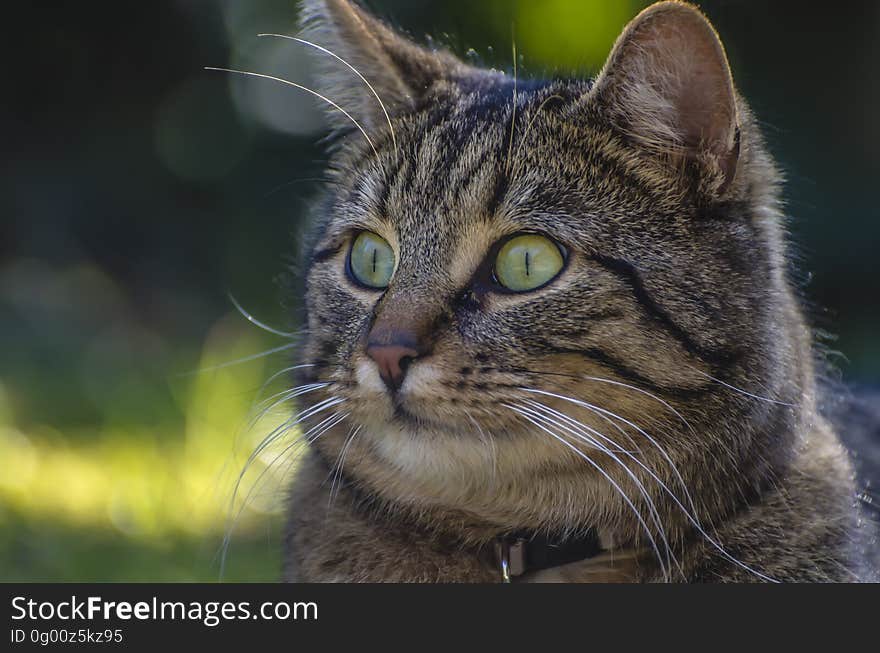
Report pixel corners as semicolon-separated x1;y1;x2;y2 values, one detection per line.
298;0;467;141
589;1;740;194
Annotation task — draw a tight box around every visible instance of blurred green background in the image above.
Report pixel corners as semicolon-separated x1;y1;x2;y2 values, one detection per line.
1;1;878;580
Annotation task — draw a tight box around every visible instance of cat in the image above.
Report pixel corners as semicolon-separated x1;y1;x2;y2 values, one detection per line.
278;0;879;582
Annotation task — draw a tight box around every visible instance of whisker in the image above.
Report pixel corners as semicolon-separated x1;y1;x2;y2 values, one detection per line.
242;411;347;520
259;33;398;156
177;341;299;377
519;388;777;582
514;401;679;578
247;382;328;430
327;424;362;509
255;364;317;402
262;175;337;199
579;375;696;435
466;412;499;485
220;408;348;577
205;67;379;158
522;400;638;455
504;403;670;581
524;398;689;512
521;387;699;517
227;293;301;339
505;36;518;174
512;93;564;174
686;366;796;407
229;382;328;466
239;397;346;493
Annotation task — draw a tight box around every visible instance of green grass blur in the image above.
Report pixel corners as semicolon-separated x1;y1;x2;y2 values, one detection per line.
0;271;295;579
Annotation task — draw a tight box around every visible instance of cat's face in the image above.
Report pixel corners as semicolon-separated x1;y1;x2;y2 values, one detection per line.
294;1;799;530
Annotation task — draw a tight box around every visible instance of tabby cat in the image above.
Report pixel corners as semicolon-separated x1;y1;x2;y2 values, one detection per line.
279;0;878;582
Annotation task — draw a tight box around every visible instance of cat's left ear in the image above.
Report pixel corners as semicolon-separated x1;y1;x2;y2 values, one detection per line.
299;0;470;139
590;1;739;194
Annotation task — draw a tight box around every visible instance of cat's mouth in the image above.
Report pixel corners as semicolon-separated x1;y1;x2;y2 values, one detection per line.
387;400;463;432
349;384;486;434
391;403;437;428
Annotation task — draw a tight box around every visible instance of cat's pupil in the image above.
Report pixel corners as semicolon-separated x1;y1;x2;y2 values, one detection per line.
525;251;530;276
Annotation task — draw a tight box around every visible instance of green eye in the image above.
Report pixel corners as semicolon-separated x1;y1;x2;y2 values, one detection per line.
348;231;395;289
494;234;565;292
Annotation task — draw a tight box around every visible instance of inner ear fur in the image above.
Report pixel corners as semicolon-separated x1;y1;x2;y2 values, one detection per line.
590;1;740;193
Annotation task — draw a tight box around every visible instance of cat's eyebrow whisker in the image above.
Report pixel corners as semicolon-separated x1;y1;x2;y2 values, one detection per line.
511;93;564;174
262;175;339;200
505;402;670;581
204;67;379;159
505;37;518;175
258;33;398;157
512;401;679;579
227;293;302;339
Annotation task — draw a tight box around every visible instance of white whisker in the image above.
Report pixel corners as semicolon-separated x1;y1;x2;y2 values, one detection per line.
259;33;398;156
205;67;379;158
505;403;670;581
579;375;696;434
327;424;362;509
239;396;346;494
228;293;301;339
247;382;328;430
521;387;699;517
220;408;347;577
686;366;796;407
514;401;680;578
505;37;518;173
255;364;316;401
512;94;563;173
519;387;777;582
467;412;499;485
178;342;299;377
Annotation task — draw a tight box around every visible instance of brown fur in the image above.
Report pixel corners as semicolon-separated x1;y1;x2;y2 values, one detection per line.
280;0;878;582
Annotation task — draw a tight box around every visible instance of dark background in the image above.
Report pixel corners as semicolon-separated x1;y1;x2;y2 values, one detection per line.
1;1;877;580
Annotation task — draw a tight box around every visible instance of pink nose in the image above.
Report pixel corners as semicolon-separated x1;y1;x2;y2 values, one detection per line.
366;344;419;390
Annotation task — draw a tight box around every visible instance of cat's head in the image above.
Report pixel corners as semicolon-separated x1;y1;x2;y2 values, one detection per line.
294;0;809;542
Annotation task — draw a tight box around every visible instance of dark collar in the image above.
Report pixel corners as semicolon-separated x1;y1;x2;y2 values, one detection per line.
493;530;603;582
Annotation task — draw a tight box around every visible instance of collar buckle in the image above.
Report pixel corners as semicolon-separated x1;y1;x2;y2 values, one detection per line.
494;536;528;583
